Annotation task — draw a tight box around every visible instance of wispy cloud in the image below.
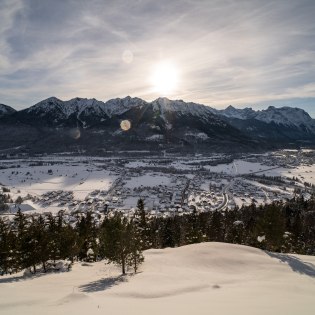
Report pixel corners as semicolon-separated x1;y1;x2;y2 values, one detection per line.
0;0;314;116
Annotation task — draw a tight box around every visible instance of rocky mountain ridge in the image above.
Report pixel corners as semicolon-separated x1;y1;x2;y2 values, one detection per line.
0;96;314;153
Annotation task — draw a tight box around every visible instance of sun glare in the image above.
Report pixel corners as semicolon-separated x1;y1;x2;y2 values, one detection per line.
151;61;179;96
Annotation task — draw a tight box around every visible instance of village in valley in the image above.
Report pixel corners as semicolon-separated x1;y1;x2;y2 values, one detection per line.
1;149;315;222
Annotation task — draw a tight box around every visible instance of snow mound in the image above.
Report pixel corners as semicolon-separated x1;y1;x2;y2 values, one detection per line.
110;243;277;299
1;242;315;315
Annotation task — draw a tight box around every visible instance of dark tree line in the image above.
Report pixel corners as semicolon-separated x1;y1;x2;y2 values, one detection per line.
1;196;315;276
132;195;315;255
0;202;145;276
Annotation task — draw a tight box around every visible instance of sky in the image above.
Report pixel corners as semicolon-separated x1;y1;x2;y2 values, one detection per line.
0;0;315;116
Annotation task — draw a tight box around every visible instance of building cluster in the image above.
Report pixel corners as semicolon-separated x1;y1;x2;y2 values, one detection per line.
1;150;315;220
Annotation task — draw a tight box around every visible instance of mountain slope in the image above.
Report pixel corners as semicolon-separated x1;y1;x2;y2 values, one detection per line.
217;105;315;142
0;96;258;153
11;96;147;127
0;97;314;153
215;105;257;120
0;104;16;117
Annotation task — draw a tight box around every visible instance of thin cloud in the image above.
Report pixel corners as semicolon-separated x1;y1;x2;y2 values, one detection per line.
0;0;314;117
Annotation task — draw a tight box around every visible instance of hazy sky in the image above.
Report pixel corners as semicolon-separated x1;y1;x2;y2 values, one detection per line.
1;0;315;116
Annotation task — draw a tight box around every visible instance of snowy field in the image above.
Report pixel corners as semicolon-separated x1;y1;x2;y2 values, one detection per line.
205;160;277;175
125;158;315;186
0;164;117;200
0;151;314;215
261;165;315;185
124;173;172;189
0;163;117;213
0;242;315;315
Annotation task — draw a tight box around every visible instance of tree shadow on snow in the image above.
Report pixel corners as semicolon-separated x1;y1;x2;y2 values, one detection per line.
266;252;315;278
79;274;128;293
0;272;51;284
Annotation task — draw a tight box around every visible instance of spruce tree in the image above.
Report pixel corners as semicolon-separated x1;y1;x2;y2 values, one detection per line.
186;209;204;244
129;218;144;273
0;217;14;274
13;210;31;271
59;224;80;262
76;211;98;261
100;212;143;274
134;198;150;249
207;211;224;242
33;215;50;272
47;213;60;263
254;203;285;252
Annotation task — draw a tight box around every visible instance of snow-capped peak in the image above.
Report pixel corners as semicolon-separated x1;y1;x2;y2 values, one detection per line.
218;105;315;132
8;96;315;135
219;105;256;119
255;106;315;130
152;97;215;117
103;96;147;117
25;96;146;119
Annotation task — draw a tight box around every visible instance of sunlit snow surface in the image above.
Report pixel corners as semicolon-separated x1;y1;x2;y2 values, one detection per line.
0;243;315;315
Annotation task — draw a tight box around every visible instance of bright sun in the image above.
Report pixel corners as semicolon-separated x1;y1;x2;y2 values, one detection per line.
151;61;179;96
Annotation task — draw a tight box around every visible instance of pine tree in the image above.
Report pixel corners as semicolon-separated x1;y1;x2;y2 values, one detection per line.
207;211;224;241
134;198;150;249
33;215;50;272
100;212;143;274
0;217;15;274
13;210;31;271
46;213;60;263
76;211;99;261
15;196;23;205
185;209;204;244
160;217;176;248
129;218;144;273
254;203;285;252
59;224;79;262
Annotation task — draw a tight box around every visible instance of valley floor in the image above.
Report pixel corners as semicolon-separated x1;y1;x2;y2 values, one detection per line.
1;150;315;217
1;242;315;315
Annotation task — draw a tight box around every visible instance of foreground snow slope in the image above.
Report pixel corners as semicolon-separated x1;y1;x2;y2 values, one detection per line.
1;242;315;315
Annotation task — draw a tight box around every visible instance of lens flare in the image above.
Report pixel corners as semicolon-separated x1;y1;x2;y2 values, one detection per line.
70;128;80;139
120;120;131;131
122;50;133;64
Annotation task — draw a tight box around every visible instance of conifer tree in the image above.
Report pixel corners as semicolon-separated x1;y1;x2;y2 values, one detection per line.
13;210;31;271
100;212;143;274
207;211;224;241
134;199;150;249
47;213;60;263
254;203;285;252
0;217;14;274
76;211;98;261
59;224;80;262
33;215;50;272
186;209;204;244
129;217;144;273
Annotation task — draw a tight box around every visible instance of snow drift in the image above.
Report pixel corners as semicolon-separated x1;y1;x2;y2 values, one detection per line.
0;242;314;315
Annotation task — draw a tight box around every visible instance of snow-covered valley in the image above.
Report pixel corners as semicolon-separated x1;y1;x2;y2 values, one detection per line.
0;149;314;217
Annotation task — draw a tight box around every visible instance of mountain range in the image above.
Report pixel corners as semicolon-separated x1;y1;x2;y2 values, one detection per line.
0;97;314;154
